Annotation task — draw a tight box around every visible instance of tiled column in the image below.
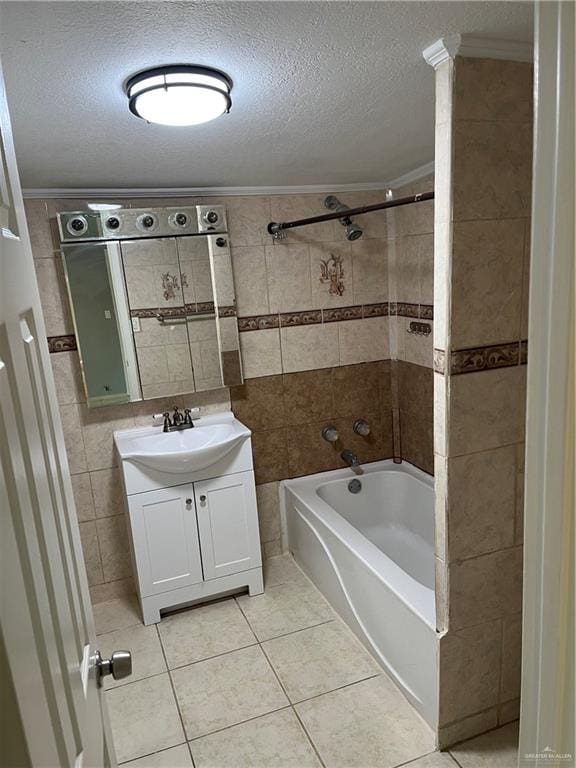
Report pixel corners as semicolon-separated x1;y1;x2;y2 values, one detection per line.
427;40;532;746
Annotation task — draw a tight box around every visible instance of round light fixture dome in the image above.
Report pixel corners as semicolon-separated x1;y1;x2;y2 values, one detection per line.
126;65;232;127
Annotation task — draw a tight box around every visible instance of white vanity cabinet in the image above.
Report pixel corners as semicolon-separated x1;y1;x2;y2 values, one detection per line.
114;413;264;625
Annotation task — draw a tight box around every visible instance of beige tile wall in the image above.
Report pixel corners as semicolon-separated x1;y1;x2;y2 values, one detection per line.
433;56;532;747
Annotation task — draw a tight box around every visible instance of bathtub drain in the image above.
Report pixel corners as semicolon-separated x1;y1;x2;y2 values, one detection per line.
348;478;362;494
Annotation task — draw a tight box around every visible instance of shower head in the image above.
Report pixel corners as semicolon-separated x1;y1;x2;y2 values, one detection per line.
344;219;363;241
324;195;363;241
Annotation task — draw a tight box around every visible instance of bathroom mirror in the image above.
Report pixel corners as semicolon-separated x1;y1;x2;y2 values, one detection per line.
61;209;242;408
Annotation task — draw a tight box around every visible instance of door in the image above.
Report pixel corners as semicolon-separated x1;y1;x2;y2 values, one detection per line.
0;58;116;766
195;471;262;580
127;484;203;597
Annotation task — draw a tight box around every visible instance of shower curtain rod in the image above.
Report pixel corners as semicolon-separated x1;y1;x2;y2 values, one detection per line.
267;190;434;236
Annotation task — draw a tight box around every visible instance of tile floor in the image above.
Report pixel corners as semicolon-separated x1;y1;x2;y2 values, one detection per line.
95;555;520;768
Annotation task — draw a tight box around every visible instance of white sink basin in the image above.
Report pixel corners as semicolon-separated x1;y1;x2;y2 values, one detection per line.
114;412;251;473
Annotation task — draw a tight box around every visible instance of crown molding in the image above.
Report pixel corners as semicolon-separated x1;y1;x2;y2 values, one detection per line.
387;160;434;189
422;34;462;69
22;165;435;201
423;33;533;69
22;181;395;200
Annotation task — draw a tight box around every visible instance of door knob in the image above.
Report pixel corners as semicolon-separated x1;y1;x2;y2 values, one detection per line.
186;498;192;504
94;649;132;687
200;495;207;503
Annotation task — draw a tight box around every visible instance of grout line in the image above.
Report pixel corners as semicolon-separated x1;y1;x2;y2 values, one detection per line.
291;673;382;708
234;589;326;766
186;704;293;742
255;618;336;644
155;624;197;767
390;748;454;768
164;640;260;673
105;668;168;692
257;636;327;768
117;741;188;766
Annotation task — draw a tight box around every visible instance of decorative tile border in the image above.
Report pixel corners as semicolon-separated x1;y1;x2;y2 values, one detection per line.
238;314;279;332
280;310;322;327
419;305;434;320
238;301;433;331
450;342;520;375
322;306;363;323
434;340;529;376
433;348;446;374
47;334;77;353
362;303;389;318
129;303;236;319
390;302;420;318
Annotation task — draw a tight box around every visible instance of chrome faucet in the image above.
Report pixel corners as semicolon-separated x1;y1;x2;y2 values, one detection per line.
341;449;360;468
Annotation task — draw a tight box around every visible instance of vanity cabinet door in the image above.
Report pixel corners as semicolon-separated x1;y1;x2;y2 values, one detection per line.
128;484;203;597
195;471;261;580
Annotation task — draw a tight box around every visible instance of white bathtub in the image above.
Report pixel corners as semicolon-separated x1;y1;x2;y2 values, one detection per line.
282;459;438;727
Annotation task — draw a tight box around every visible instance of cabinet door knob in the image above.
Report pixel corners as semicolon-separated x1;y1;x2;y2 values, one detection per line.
199;495;207;503
185;498;192;505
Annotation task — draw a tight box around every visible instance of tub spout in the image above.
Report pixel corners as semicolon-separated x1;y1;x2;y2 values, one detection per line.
341;449;360;468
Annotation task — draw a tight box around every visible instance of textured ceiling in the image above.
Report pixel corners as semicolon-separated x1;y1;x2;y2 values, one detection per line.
0;1;533;189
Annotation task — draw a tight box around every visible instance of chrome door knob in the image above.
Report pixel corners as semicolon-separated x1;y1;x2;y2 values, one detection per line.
95;649;132;686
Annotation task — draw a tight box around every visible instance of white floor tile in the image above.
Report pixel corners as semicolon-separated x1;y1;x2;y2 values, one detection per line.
106;673;185;763
263;620;380;702
263;555;309;588
158;599;256;669
450;722;519;767
295;675;435;768
190;709;322;768
98;623;166;689
236;581;334;641
171;644;289;739
94;594;141;636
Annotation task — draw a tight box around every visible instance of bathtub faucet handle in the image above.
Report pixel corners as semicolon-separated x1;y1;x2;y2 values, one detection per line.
322;425;339;443
353;418;371;437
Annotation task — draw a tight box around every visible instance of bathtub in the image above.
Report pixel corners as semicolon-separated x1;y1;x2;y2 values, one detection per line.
282;459;438;727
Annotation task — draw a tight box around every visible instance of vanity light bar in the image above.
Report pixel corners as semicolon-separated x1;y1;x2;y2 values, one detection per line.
57;205;227;243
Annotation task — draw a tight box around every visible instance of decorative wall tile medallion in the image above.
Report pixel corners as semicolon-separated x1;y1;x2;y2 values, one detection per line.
161;272;180;301
47;334;78;353
322;306;363;323
319;253;345;296
433;348;446;375
238;314;280;332
450;342;520;375
280;310;322;327
363;303;389;318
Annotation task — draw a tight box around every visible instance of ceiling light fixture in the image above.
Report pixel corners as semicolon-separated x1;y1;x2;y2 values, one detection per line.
125;65;232;127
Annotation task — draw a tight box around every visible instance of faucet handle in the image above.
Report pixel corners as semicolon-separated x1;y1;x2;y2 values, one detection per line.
183;407;201;421
353;418;371;437
322;425;339;443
